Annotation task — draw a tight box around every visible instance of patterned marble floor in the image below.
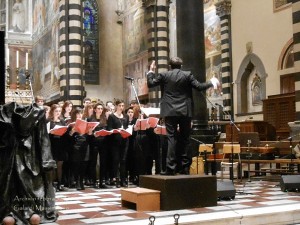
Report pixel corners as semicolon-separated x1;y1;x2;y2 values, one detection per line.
45;177;300;225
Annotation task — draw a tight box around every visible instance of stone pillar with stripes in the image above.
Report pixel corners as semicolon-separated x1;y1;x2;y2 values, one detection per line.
59;0;85;106
215;0;233;120
292;0;300;120
144;0;170;107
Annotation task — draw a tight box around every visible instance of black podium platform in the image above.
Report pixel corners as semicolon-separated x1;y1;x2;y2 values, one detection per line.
139;175;217;210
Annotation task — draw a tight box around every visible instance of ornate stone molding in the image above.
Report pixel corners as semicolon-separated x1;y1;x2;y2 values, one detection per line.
142;0;171;8
5;89;33;105
215;0;231;17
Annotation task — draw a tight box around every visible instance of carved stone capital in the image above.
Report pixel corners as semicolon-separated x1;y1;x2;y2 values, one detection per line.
215;0;231;17
143;0;156;8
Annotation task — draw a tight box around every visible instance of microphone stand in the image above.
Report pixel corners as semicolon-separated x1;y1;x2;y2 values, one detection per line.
246;139;252;182
204;93;218;175
126;77;145;177
127;78;141;109
288;137;293;173
216;104;240;181
205;93;217;127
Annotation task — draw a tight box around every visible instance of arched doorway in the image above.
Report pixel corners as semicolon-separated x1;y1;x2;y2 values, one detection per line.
236;53;267;115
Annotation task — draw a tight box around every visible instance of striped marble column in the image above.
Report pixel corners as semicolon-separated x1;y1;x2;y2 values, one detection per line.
144;0;170;107
292;0;300;120
215;0;232;119
59;0;85;106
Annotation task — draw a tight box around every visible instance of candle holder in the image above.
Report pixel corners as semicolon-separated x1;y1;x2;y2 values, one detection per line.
25;70;35;102
16;67;19;90
6;65;10;89
5;48;34;104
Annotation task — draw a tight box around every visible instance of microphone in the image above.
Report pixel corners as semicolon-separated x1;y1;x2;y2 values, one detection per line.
215;103;224;108
230;121;240;132
190;137;204;144
124;76;135;81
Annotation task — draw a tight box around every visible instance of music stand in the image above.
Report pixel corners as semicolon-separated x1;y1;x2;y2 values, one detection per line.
223;144;241;154
141;107;160;117
221;144;241;181
199;144;213;175
238;132;260;147
238;132;260;182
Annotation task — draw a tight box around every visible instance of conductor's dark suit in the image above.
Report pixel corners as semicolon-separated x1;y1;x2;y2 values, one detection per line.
147;69;213;174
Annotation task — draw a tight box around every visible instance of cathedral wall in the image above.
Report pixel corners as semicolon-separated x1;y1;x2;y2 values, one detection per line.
231;0;293;121
31;0;60;102
85;0;123;103
122;2;148;105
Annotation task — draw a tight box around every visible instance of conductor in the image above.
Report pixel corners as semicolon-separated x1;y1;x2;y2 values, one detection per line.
147;57;213;175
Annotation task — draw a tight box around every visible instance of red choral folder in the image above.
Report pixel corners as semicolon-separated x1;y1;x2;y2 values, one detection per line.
147;117;159;128
49;125;68;136
74;119;99;135
119;125;133;138
134;119;150;131
94;126;133;138
134;117;159;130
154;125;167;135
94;129;113;137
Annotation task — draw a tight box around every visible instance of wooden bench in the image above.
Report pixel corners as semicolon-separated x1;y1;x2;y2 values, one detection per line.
244;169;296;176
260;168;295;174
121;187;160;211
207;158;300;178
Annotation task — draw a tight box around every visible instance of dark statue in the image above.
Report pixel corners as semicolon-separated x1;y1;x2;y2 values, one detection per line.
0;102;57;224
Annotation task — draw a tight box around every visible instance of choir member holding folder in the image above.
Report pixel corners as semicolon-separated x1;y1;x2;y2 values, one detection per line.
81;103;98;187
107;99;129;187
61;100;73;188
87;103;111;188
126;106;138;185
69;107;93;190
134;109;160;177
47;104;68;191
